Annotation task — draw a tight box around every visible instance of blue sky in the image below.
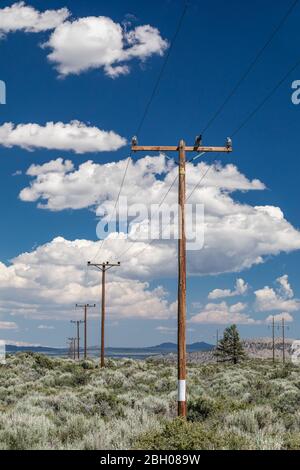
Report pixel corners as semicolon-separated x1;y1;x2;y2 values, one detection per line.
0;0;300;347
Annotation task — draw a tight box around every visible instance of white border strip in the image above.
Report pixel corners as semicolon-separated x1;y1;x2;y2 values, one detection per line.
178;379;186;401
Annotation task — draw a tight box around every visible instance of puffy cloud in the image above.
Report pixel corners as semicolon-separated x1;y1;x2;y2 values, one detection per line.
265;312;294;323
0;321;18;330
0;237;176;321
20;154;172;210
276;274;294;299
0;2;69;37
27;158;74;176
255;275;299;312
19;156;300;275
37;325;55;330
0;121;126;154
44;16;168;77
208;278;248;300
1;340;41;347
156;326;195;334
190;301;258;325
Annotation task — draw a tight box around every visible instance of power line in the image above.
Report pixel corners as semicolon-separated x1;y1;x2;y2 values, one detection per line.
119;0;300;240
90;155;131;262
200;0;299;135
187;51;300;199
94;2;300;268
89;1;189;264
135;2;189;137
117;169;179;261
232;55;300;136
185;162;213;202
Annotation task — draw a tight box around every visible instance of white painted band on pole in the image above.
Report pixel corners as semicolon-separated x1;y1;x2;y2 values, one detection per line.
178;379;186;401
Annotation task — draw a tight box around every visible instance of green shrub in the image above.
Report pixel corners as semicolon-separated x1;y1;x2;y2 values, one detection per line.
135;418;221;450
2;353;300;450
188;395;219;421
284;432;300;450
33;354;54;370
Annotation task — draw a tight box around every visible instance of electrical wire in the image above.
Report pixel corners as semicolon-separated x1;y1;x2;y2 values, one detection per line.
91;1;300;266
200;0;299;135
231;55;300;136
135;1;189;137
90;154;132;263
89;1;189;265
185;161;214;202
119;43;300;263
117;167;179;261
187;49;300;200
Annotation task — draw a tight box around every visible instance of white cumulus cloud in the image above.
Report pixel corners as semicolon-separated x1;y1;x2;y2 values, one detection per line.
190;301;259;325
208;278;248;299
37;324;55;330
0;2;69;37
255;275;299;312
0;321;18;330
44;16;168;77
0;237;176;321
276;274;294;299
18;155;300;275
0;121;126;154
265;312;294;323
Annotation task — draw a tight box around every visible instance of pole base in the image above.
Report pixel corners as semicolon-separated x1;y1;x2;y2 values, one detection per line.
178;401;187;417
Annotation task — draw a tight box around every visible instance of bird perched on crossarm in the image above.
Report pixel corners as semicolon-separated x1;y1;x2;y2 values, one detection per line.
194;135;202;147
131;136;138;147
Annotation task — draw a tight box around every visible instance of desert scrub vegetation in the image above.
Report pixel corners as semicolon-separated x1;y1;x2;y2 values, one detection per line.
1;353;300;449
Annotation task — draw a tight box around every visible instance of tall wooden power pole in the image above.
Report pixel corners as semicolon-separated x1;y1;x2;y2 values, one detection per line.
132;137;232;417
76;303;96;359
87;261;120;367
71;320;84;360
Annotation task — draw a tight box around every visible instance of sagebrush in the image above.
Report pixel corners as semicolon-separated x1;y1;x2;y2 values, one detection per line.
0;353;300;450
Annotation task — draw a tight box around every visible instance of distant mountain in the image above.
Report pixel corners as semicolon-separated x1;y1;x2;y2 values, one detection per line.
5;345;64;353
4;341;214;355
149;342;214;352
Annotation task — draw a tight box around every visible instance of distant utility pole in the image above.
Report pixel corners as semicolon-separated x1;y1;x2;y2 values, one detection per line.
68;337;76;360
132;137;232;418
216;329;219;362
87;261;121;367
268;317;276;362
71;320;84;360
76;303;96;359
283;317;285;364
66;339;72;359
274;317;289;364
272;316;275;363
278;317;287;364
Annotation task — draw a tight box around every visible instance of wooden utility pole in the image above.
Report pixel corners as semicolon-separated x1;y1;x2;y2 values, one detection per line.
272;316;275;363
66;340;72;358
268;317;276;362
178;139;187;417
282;317;286;364
87;261;120;367
71;320;84;360
76;304;96;359
276;318;289;364
215;329;219;363
68;337;76;360
132;137;232;417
